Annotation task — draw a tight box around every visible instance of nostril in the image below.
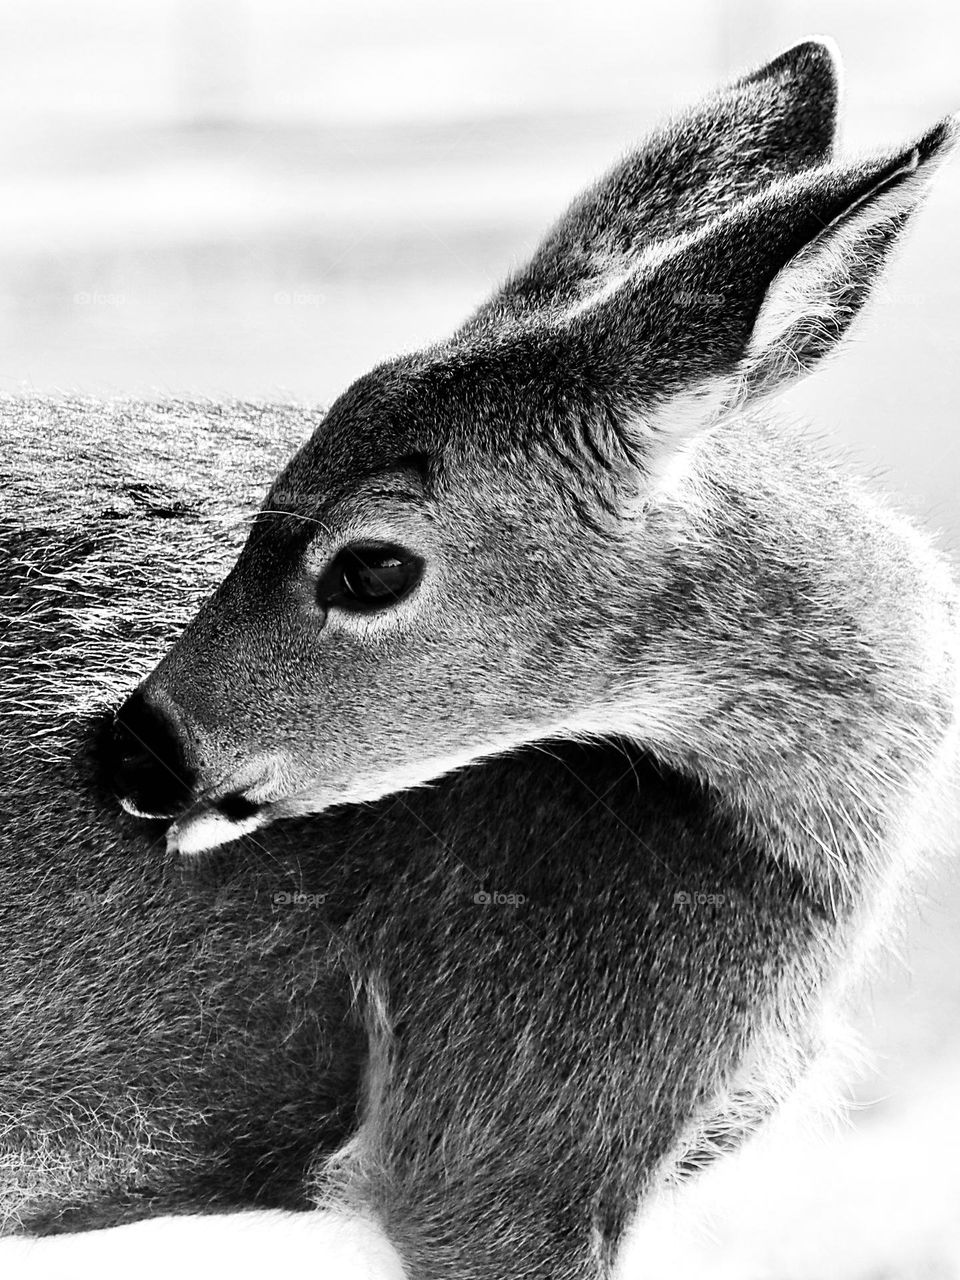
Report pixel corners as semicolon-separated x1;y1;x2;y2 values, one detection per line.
216;792;262;822
111;688;197;818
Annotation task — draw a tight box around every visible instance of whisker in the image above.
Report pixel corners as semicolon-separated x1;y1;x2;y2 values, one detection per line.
251;508;333;534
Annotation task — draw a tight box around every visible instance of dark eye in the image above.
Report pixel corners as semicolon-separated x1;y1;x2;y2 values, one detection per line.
326;545;423;611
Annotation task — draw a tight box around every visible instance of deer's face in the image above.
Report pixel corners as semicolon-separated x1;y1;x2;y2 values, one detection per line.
112;48;958;854
112;348;634;854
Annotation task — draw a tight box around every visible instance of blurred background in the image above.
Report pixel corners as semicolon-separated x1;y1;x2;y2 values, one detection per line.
1;1;958;1274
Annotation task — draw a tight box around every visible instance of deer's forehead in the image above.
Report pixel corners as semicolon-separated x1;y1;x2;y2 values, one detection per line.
268;429;432;518
261;340;580;532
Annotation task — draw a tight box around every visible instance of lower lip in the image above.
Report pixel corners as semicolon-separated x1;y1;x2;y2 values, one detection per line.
118;796;178;820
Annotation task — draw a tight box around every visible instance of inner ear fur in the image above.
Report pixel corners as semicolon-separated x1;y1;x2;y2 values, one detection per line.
565;116;959;444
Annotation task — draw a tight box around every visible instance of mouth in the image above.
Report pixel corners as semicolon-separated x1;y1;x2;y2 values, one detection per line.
120;762;286;857
119;795;179;820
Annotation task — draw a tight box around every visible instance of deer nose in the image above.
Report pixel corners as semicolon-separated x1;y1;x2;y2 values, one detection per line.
111;687;197;819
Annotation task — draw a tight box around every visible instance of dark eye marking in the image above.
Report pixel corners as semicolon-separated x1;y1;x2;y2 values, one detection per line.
393;451;432;486
320;544;424;612
361;487;426;506
358;454;433;505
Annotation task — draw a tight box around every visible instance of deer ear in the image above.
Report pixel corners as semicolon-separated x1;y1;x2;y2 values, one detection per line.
737;119;958;401
469;40;841;326
566;115;959;474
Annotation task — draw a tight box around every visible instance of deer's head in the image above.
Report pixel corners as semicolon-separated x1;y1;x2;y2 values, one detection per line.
111;42;958;853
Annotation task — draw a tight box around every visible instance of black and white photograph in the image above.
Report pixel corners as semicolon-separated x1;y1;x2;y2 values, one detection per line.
2;2;959;1276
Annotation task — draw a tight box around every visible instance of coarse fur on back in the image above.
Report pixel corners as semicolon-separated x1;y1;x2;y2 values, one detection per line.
4;40;959;1279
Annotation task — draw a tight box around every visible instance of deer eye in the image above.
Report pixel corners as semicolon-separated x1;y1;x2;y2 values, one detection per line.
325;545;424;611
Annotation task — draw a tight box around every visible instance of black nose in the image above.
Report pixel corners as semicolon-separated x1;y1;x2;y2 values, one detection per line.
111;688;197;818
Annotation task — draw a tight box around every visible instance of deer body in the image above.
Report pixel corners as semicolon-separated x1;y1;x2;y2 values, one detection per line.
1;400;848;1274
3;40;959;1280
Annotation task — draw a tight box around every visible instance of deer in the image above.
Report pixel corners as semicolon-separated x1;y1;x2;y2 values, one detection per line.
2;38;957;1280
4;401;833;1276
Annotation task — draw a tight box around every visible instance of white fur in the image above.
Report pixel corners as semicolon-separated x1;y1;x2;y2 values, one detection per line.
0;1210;406;1280
166;808;266;856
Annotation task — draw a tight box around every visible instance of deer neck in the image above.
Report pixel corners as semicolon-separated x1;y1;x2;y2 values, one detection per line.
589;418;958;905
